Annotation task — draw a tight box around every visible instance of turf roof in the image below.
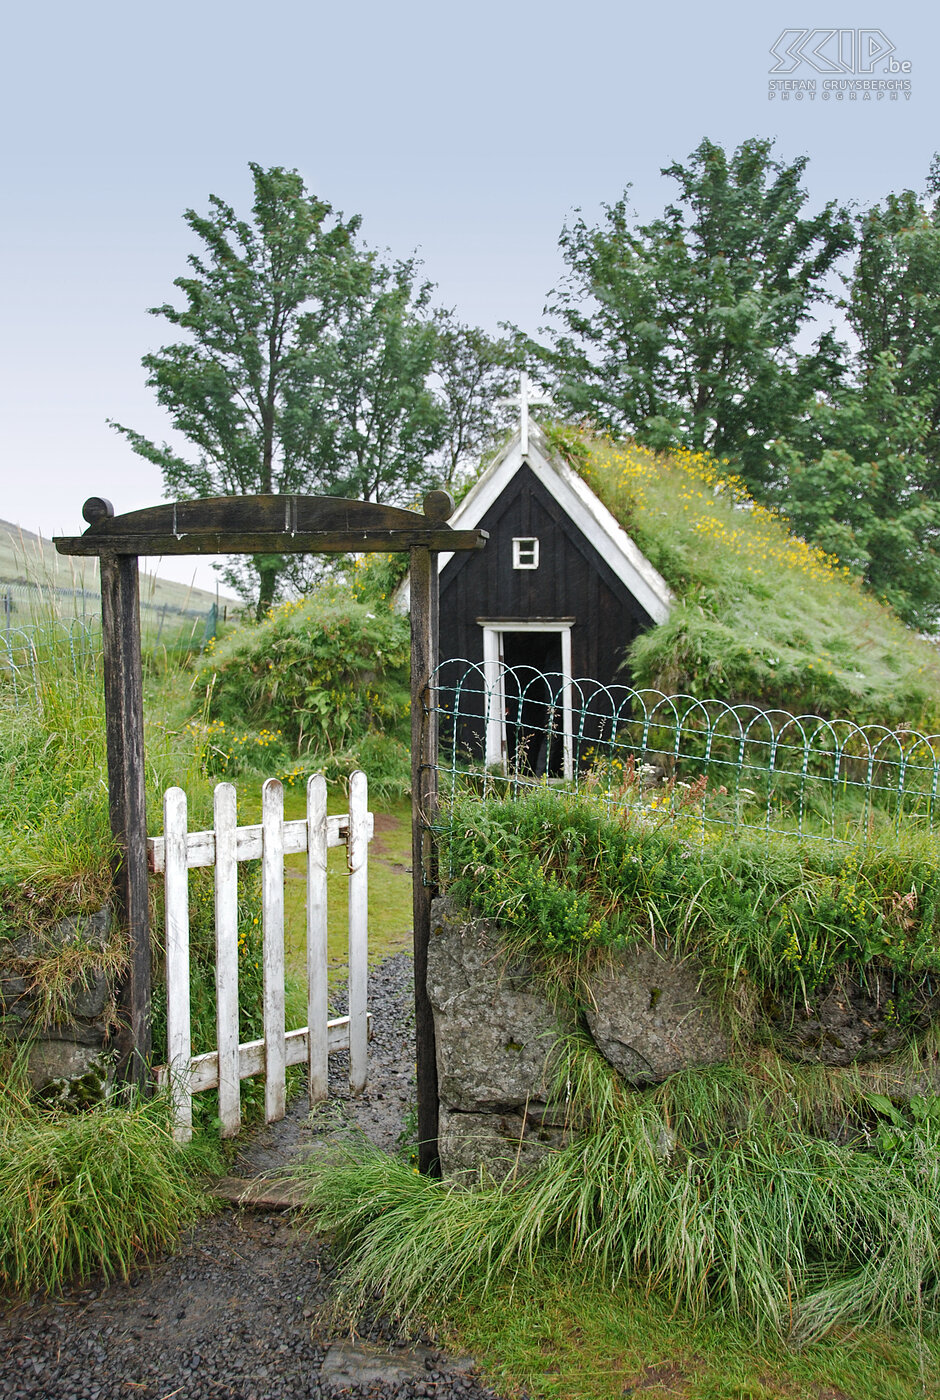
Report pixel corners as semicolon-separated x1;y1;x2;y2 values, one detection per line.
544;426;940;731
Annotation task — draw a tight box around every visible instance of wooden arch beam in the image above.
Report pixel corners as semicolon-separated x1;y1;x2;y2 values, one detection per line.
56;492;486;557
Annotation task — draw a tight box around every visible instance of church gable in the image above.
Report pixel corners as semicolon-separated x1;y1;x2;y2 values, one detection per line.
431;417;672;694
441;461;657;633
441;421;672;627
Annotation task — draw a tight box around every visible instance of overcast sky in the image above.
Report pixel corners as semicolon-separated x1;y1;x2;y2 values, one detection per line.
1;1;935;592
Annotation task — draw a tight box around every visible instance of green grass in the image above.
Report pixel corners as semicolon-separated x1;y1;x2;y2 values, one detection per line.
440;1266;940;1400
294;1042;940;1344
0;1056;211;1295
548;429;940;729
293;1044;940;1400
0;630;234;935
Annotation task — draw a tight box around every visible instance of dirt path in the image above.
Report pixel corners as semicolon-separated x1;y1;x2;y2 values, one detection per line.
0;957;515;1400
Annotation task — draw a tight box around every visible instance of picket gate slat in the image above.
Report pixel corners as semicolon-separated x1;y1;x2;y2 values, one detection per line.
214;783;240;1137
152;772;372;1140
347;771;369;1095
262;778;286;1124
306;774;329;1103
154;1014;369;1095
164;787;192;1143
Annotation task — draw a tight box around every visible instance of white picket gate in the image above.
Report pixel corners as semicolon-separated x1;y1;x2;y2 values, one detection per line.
147;771;371;1142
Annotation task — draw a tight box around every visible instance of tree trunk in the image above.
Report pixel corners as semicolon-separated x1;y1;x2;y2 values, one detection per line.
256;560;277;620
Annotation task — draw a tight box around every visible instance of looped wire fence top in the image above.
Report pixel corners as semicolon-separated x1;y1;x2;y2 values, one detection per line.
1;605;219;710
430;659;940;845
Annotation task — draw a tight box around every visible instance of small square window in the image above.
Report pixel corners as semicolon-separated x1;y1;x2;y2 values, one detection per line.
513;537;539;570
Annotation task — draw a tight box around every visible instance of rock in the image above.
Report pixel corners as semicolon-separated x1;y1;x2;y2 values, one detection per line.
68;966;110;1019
27;1041;112;1099
774;971;940;1066
1;906;117;1089
427;898;565;1113
429;900;731;1179
0;973;31;1018
320;1339;438;1389
582;946;728;1086
11;904;111;959
438;1105;569;1184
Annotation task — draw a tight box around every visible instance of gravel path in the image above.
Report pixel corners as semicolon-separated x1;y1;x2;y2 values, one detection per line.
0;956;516;1400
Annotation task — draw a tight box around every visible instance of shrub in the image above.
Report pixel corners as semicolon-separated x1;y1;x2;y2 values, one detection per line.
192;591;411;769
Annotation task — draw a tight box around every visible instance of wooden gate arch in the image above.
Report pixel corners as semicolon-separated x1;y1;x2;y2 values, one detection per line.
55;491;487;1174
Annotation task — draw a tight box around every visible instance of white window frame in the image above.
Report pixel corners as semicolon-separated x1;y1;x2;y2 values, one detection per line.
512;537;540;570
479;621;573;780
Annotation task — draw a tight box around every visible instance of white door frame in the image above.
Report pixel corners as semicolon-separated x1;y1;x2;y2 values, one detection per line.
479;621;574;780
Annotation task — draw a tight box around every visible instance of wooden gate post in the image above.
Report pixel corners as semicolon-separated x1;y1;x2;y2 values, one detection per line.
93;502;151;1090
410;542;441;1176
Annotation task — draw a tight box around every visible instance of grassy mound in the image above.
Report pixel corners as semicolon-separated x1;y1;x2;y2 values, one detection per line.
189;589;411;795
442;788;940;1022
549;428;940;729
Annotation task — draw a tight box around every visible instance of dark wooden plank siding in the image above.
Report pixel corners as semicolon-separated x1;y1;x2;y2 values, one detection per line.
437;464;658;758
439;464;653;678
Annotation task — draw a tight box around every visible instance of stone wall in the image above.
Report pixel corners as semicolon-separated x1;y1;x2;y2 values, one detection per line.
427;897;938;1182
427;897;727;1182
0;905;119;1102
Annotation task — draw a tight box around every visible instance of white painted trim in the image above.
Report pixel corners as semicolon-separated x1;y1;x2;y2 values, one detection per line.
395;425;672;623
512;536;539;570
479;621;574;781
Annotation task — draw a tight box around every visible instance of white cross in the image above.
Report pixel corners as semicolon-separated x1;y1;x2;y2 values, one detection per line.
499;371;553;456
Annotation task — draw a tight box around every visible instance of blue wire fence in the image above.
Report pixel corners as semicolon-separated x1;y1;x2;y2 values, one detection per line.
431;660;940;845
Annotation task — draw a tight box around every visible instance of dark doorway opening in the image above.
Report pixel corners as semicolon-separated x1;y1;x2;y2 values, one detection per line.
502;631;565;777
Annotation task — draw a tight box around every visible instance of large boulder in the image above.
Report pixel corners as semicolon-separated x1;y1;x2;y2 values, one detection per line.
581;947;729;1087
427;898;565;1113
428;899;730;1181
427;898;570;1181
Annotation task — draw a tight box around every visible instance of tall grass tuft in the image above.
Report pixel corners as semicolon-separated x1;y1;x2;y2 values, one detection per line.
294;1045;940;1343
0;1057;208;1295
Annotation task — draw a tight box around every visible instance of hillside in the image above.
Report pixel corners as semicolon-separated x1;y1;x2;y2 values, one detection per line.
548;428;940;731
0;518;232;619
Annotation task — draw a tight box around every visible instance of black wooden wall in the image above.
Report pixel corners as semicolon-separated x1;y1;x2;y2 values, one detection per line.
437;464;658;759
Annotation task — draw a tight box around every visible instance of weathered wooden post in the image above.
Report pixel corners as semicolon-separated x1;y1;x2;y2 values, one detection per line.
87;499;151;1089
410;492;448;1175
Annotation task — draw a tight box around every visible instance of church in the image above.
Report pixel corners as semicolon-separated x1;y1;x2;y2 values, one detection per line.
401;377;673;778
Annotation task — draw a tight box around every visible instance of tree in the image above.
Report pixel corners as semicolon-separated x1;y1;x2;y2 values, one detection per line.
532;138;854;496
430;311;520;490
111;165;447;614
310;253;445;505
772;355;940;630
846;173;940;479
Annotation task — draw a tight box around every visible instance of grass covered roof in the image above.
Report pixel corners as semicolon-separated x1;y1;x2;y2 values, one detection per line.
545;426;940;730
